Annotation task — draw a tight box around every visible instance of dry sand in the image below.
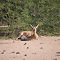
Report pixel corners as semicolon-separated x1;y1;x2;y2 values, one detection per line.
0;36;60;60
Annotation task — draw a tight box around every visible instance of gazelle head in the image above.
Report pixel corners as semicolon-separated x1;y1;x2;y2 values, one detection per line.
30;24;39;34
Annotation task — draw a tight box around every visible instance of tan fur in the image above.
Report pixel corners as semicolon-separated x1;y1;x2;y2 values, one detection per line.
18;24;39;40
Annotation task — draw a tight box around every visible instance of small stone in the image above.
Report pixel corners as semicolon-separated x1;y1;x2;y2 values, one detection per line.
24;43;26;45
16;52;20;54
24;54;27;56
1;50;6;54
53;58;57;60
1;52;4;54
12;52;15;53
40;43;44;44
56;52;60;54
27;47;29;49
40;47;43;49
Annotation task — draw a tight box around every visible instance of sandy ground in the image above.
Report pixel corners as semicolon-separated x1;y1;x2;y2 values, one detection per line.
0;36;60;60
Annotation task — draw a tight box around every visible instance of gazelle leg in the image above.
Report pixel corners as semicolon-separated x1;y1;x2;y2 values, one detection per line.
17;32;23;40
16;35;21;40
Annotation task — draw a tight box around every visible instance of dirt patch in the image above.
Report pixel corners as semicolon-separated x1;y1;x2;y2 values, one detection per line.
0;36;60;60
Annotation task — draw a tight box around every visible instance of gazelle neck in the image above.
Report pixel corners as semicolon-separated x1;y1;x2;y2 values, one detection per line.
33;29;36;34
35;30;36;34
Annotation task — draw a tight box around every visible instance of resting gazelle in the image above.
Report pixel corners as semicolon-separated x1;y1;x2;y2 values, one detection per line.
18;24;39;40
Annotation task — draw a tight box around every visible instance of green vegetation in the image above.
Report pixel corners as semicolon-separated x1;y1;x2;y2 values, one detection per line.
0;0;60;39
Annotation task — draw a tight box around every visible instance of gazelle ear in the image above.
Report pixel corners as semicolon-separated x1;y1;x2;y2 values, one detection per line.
30;24;33;28
36;24;39;28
